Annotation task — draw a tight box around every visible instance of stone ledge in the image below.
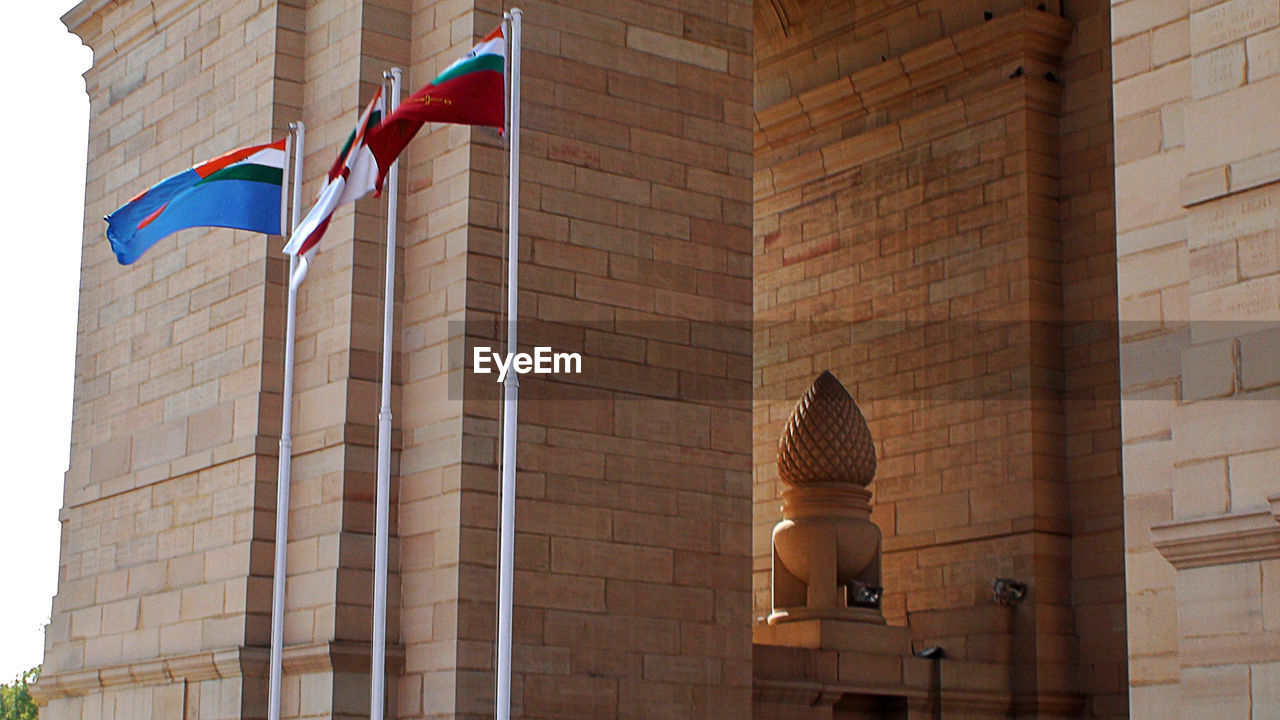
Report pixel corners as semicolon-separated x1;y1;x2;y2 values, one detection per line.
1180;629;1280;667
756;77;1063;207
30;641;405;702
754;8;1073;148
753;639;1008;695
63;419;393;512
63;0;203;59
60;0;116;45
754;618;909;654
63;435;271;512
1182;156;1280;208
753;676;925;707
753;668;1084;718
1150;505;1280;569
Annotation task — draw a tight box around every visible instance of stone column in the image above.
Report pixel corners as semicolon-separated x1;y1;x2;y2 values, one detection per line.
43;1;756;720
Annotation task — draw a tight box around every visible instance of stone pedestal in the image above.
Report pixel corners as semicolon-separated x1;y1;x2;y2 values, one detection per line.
754;620;927;720
770;484;884;624
752;620;1042;720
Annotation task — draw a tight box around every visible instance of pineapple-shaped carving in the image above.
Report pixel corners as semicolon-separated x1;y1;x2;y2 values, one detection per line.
777;370;876;488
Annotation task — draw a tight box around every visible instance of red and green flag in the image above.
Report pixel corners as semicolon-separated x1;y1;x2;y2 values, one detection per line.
365;26;506;191
283;88;384;257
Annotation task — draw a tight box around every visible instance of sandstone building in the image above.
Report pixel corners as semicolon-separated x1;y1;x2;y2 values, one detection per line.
37;0;1279;719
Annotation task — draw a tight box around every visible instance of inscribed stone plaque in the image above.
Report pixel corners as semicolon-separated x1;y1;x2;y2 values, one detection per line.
1192;0;1280;54
1187;184;1280;250
1190;274;1280;342
1192;43;1245;98
1189;241;1238;292
1238;232;1280;278
1246;27;1280;81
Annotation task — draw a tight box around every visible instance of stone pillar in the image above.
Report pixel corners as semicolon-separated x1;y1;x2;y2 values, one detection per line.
42;1;755;719
416;1;756;716
40;0;315;717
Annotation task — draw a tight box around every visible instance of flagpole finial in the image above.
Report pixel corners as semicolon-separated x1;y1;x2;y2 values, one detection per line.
511;7;522;17
383;67;402;81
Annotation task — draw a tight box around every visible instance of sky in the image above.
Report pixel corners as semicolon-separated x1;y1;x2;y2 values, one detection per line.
0;1;92;682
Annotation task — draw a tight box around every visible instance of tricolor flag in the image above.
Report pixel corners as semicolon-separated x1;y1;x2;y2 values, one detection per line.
283;87;385;257
365;26;506;191
105;139;286;265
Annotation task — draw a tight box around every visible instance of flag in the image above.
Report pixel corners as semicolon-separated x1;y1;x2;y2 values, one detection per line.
105;139;287;265
365;26;506;191
283;87;385;257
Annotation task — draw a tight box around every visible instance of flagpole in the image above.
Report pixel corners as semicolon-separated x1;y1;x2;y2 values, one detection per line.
496;9;521;720
371;67;402;720
269;120;306;720
279;132;292;241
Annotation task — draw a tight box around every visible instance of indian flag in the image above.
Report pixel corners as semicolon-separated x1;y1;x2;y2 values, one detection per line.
105;139;286;265
365;25;506;191
283;87;384;257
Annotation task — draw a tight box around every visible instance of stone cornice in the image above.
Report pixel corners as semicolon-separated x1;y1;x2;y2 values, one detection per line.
755;78;1062;210
60;0;115;43
62;0;203;61
754;8;1073;154
31;641;405;703
1150;503;1280;570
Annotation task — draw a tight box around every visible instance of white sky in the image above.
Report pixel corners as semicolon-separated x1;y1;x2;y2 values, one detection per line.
0;1;91;682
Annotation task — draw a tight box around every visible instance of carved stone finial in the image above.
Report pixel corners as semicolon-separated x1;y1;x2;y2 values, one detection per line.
769;371;884;625
777;370;876;488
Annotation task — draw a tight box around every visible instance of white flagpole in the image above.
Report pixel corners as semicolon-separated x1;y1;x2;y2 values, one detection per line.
269;120;306;720
279;132;292;240
496;9;521;720
371;68;402;720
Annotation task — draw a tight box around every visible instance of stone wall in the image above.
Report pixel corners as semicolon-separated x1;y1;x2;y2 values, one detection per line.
427;1;756;716
45;0;756;719
1057;1;1129;717
752;1;1127;717
1111;0;1280;716
42;0;295;717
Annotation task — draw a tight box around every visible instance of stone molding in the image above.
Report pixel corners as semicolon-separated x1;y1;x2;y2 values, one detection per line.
753;677;1083;719
754;8;1073;149
63;0;203;57
64;420;383;511
62;436;271;513
754;11;1073;206
31;641;405;702
59;0;116;42
1182;163;1280;208
1150;500;1280;569
753;677;926;707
